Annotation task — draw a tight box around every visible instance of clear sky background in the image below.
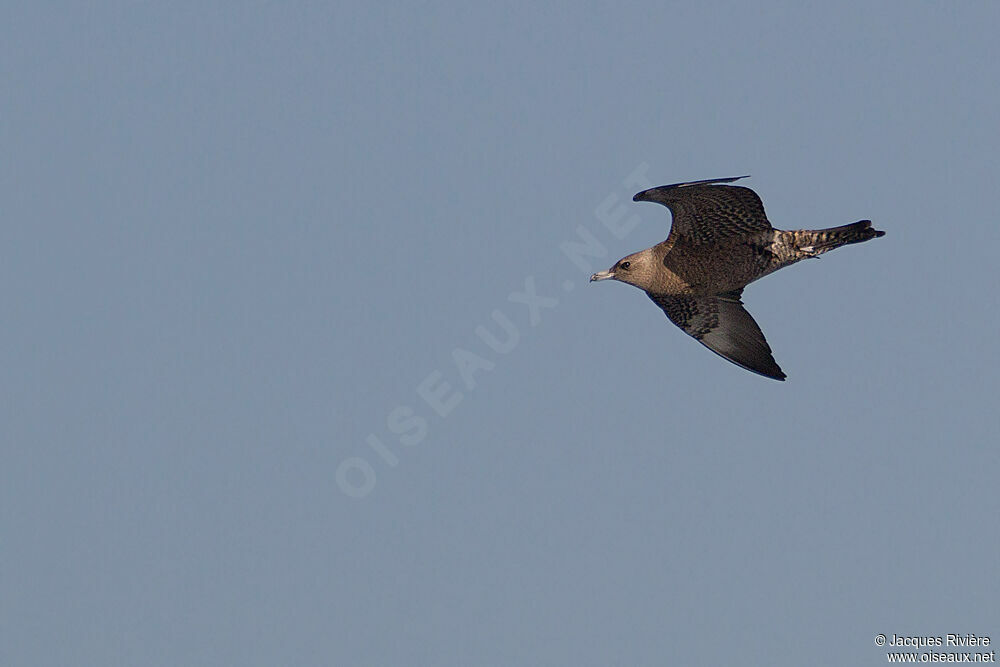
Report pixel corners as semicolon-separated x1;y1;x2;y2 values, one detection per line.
3;3;998;666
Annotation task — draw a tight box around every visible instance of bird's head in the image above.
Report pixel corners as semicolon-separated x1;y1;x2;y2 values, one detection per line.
590;249;656;291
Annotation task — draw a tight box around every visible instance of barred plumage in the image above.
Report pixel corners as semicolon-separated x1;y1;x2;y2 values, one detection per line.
590;176;886;381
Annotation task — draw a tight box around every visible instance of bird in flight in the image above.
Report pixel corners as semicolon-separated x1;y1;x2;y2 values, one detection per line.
590;176;885;381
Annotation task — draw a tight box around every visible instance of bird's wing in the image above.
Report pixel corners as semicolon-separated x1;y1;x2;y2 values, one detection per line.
648;290;786;380
633;176;772;246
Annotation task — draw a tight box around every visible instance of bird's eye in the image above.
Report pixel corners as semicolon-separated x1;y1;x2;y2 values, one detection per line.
620;261;631;270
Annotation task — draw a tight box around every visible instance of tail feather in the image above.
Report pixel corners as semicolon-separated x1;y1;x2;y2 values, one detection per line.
792;220;885;256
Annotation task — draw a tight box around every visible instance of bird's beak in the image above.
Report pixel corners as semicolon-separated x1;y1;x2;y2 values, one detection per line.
590;270;615;282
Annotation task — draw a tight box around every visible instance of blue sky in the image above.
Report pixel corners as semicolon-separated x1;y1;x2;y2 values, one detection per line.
2;3;998;665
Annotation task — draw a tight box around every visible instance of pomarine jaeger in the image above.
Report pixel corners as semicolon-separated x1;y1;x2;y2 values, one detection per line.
590;176;885;381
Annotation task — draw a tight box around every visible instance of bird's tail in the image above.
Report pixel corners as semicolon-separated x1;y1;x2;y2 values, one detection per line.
789;220;885;257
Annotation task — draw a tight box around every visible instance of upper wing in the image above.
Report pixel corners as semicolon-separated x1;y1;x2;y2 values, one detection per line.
648;290;786;381
633;176;772;246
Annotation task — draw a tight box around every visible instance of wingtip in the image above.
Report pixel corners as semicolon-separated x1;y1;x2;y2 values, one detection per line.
706;175;750;184
759;366;786;381
633;175;751;201
677;175;750;187
755;356;786;381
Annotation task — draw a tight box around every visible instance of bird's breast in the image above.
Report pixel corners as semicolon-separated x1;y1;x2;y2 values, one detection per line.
660;242;771;295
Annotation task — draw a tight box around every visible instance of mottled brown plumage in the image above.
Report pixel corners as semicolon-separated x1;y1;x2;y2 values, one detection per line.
590;176;885;381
